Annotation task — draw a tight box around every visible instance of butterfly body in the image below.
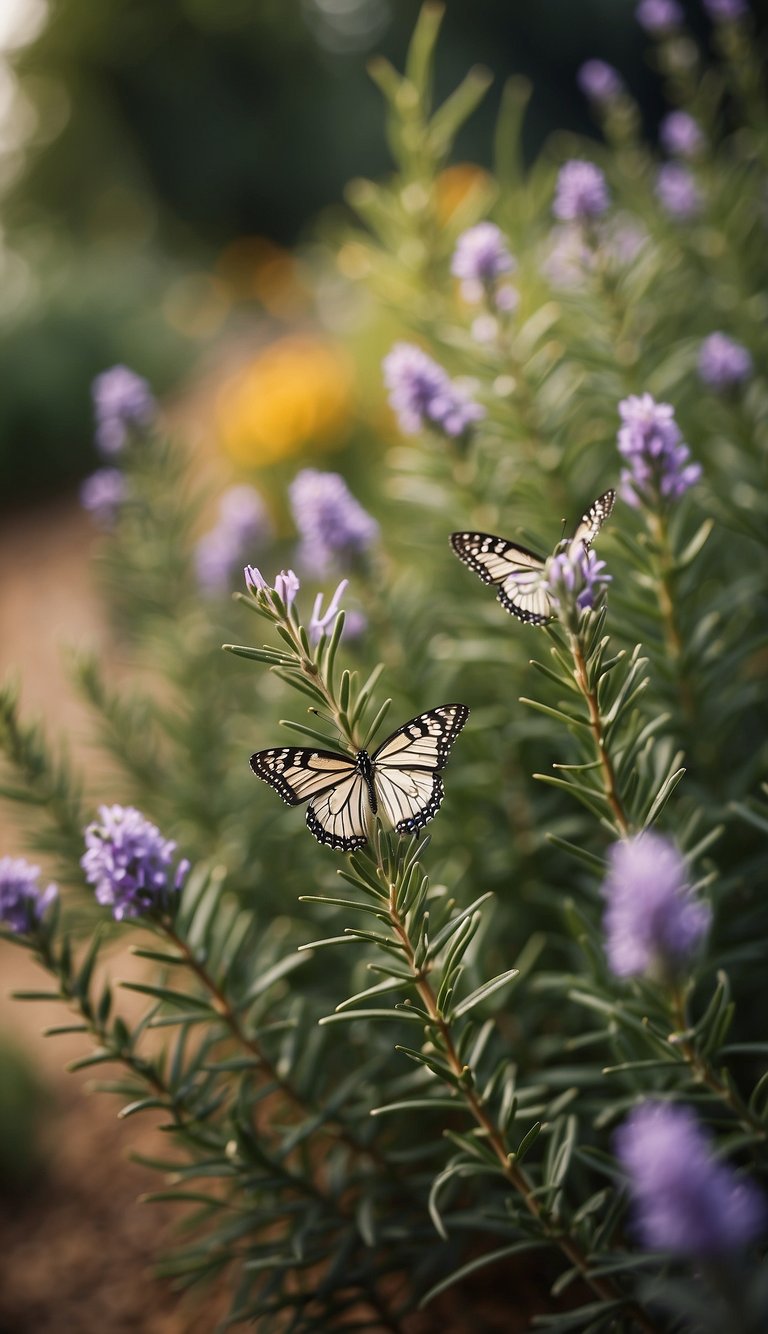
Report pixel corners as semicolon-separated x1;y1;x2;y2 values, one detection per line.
450;489;615;625
250;704;469;852
354;749;378;813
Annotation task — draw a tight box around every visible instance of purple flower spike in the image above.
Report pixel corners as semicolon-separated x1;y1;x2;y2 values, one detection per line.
80;468;127;528
382;343;486;440
656;163;703;219
309;579;348;644
636;0;684;33
616;1102;765;1256
602;832;710;979
553;161;610;222
290;469;378;576
451;223;516;306
243;565;300;610
618;392;701;508
92;365;156;457
274;569;300;609
698;332;753;390
196;485;272;596
704;0;747;20
578;60;624;105
546;547;611;616
0;857;58;934
660;111;704;159
81;804;187;922
244;564;269;594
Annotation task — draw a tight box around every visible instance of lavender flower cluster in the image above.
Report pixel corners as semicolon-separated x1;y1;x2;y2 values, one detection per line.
703;0;748;20
92;365;156;457
545;546;611;617
81;365;157;528
450;222;517;312
618;393;702;508
0;857;57;934
636;0;683;34
655;163;702;220
244;564;363;644
698;332;753;390
196;485;272;596
383;343;485;439
289;469;379;575
660;111;703;159
81;805;189;921
602;832;710;979
578;60;623;106
617;1101;765;1256
553;161;610;222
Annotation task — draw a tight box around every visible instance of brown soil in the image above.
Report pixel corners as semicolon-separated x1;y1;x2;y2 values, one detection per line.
0;497;230;1331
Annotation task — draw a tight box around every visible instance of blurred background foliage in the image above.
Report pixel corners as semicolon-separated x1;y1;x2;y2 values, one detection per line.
4;0;762;504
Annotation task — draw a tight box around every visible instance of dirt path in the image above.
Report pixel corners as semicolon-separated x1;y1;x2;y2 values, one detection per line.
0;496;229;1331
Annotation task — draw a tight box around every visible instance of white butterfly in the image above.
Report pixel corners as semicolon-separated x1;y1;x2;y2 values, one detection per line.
250;704;470;852
450;490;616;626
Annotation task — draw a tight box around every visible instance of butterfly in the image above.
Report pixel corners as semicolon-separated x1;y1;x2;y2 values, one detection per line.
250;704;469;852
449;489;615;626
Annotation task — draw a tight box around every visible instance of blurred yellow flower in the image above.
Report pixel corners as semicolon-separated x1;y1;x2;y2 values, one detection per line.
217;336;354;467
435;163;493;223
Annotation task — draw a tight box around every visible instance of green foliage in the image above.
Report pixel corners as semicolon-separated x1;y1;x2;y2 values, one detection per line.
1;6;768;1330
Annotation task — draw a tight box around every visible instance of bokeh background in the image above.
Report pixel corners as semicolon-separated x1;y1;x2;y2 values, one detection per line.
0;0;766;1328
4;0;766;504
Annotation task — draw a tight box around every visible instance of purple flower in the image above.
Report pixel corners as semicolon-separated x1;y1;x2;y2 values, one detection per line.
578;60;624;105
195;485;272;596
451;223;516;306
703;0;747;20
80;468;127;528
244;564;268;594
382;343;486;440
660;111;704;159
243;565;300;610
602;832;710;978
0;857;57;934
81;804;188;921
636;0;684;33
553;161;610;223
656;163;703;219
92;365;156;457
274;569;300;609
309;579;348;644
546;546;612;616
618;392;702;507
698;332;753;390
615;1102;765;1256
290;469;378;575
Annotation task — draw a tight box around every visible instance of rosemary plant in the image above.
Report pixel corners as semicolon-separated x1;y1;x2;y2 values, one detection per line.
1;4;767;1330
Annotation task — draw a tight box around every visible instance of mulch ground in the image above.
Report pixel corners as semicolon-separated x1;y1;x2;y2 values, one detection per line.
0;1071;228;1334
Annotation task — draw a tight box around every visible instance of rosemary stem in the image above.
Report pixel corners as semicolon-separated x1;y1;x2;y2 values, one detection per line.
385;879;658;1332
569;631;631;837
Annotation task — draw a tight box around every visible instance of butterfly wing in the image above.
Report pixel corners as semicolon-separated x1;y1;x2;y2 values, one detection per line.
374;768;445;836
250;747;355;805
371;704;469;835
569;489;616;552
450;531;550;625
250;746;371;851
305;771;371;851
